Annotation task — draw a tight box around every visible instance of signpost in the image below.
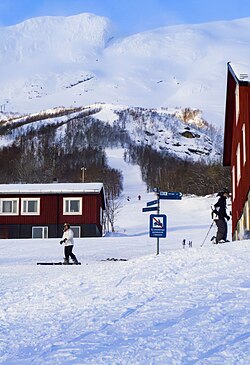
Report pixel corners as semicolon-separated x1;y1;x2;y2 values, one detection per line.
147;199;158;207
159;192;182;200
142;189;182;255
150;214;167;255
142;206;158;213
150;214;167;238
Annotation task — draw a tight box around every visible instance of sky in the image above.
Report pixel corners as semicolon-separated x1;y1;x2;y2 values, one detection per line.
1;0;250;35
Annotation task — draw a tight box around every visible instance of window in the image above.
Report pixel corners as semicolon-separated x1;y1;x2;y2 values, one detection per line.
100;207;103;225
0;198;19;215
63;198;82;215
235;84;239;125
242;123;246;165
21;198;40;215
71;226;80;238
236;143;241;185
245;200;250;231
232;166;235;201
32;227;48;239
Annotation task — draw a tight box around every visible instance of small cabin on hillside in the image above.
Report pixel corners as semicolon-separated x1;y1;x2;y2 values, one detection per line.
0;182;106;239
223;62;250;240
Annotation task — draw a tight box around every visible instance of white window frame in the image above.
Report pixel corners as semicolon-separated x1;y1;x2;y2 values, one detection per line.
100;207;103;225
63;197;82;215
242;123;246;165
235;84;239;125
71;226;81;238
236;143;241;185
245;200;250;231
232;165;235;201
21;198;40;215
32;226;48;239
0;198;19;215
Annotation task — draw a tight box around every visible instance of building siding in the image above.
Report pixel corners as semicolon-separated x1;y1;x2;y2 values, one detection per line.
224;64;250;239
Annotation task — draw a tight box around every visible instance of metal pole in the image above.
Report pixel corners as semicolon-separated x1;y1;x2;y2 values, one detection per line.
200;221;214;247
156;192;160;255
81;167;86;183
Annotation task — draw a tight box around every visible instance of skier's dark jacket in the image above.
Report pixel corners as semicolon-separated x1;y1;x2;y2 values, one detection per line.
214;195;230;220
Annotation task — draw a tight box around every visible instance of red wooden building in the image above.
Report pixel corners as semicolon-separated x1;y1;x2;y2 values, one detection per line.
224;62;250;240
0;182;106;239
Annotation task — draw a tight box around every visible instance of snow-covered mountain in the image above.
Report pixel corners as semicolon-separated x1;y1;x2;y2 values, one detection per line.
0;103;222;162
1;13;250;127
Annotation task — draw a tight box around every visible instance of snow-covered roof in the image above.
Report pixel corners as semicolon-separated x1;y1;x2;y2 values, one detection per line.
229;62;249;82
0;182;104;194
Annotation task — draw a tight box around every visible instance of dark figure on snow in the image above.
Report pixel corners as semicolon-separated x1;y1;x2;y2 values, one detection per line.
60;223;79;264
212;188;230;244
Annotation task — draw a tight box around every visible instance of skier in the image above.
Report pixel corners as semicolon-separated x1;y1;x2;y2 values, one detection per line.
211;188;230;244
182;239;186;248
60;223;79;264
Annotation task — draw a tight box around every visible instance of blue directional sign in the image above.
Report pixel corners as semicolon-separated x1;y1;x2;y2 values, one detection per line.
142;206;158;212
150;214;167;238
159;192;182;200
146;199;158;207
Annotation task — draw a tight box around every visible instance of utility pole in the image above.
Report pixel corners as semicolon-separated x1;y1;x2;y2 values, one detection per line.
81;167;86;182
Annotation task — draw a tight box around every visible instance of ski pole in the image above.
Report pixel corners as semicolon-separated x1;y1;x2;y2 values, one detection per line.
200;221;214;247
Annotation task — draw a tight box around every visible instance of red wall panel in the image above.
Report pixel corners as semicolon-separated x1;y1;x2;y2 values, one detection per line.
231;85;250;232
0;193;103;227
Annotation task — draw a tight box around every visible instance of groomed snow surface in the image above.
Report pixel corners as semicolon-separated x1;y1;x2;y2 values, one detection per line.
0;149;250;364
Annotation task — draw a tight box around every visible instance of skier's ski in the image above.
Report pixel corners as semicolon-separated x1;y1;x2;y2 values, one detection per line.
37;262;81;265
100;257;128;262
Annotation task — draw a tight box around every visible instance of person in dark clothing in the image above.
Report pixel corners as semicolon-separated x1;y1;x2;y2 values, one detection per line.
212;188;230;244
182;239;186;248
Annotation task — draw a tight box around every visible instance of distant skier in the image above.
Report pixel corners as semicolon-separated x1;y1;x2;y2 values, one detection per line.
182;239;186;248
211;188;230;244
138;195;141;200
60;223;79;264
189;240;192;248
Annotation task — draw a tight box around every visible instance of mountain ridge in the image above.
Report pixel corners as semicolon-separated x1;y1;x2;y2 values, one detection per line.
0;103;222;162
